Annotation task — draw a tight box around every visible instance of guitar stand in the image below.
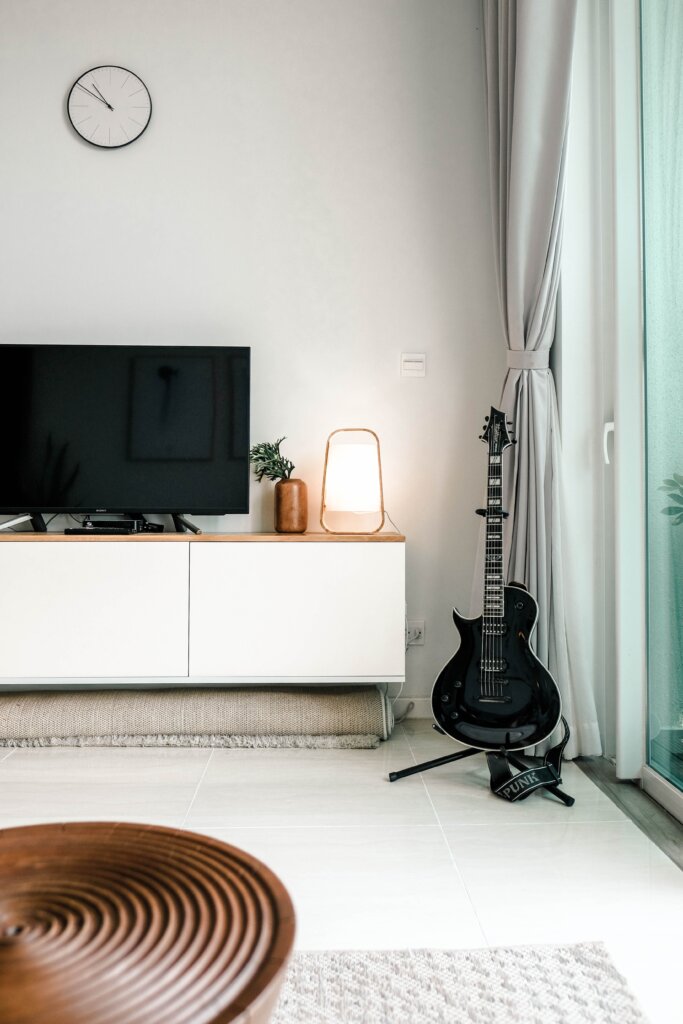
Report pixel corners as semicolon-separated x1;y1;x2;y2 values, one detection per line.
389;720;575;807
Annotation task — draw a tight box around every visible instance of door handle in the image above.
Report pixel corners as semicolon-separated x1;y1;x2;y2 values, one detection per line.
603;421;615;464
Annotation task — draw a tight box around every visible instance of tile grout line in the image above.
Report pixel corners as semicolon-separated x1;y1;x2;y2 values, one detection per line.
188;823;444;832
181;749;214;828
401;727;491;947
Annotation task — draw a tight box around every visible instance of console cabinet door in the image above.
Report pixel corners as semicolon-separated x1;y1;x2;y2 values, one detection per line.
0;542;189;678
189;542;405;679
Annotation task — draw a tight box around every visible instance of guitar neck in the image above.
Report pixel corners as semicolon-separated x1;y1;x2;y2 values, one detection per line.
483;449;504;619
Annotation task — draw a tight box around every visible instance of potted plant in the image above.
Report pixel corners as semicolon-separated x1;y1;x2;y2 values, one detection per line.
249;437;308;533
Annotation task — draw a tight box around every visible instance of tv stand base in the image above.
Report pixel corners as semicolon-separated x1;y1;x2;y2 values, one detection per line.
172;514;202;535
0;514;47;533
0;512;37;536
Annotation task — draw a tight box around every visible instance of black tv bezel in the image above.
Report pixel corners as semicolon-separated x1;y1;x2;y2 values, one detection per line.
0;343;251;517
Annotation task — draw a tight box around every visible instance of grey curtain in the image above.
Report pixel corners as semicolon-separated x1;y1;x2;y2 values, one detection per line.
479;0;601;756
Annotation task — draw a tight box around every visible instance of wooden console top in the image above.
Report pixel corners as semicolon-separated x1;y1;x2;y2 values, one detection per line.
0;532;405;543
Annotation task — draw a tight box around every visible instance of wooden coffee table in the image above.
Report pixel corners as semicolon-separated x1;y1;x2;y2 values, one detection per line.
0;822;295;1023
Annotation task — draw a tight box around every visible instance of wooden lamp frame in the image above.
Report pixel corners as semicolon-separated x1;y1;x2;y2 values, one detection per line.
320;428;385;535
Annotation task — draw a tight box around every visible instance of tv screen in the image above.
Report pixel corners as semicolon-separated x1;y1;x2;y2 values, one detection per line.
0;345;250;515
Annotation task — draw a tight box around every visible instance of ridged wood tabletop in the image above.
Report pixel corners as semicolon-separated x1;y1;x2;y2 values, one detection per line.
0;822;296;1024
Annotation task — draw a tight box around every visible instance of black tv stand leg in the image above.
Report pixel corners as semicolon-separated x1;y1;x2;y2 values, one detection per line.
30;514;47;533
172;514;202;535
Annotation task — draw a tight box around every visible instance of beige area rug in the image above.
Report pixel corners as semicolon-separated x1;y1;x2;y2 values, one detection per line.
0;686;392;748
273;944;647;1024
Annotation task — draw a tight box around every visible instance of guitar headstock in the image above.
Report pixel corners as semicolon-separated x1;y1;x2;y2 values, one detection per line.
479;407;515;453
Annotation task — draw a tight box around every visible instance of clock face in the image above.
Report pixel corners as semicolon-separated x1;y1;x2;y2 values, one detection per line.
67;66;152;148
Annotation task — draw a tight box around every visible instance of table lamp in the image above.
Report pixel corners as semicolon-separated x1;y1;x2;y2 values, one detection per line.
320;428;385;534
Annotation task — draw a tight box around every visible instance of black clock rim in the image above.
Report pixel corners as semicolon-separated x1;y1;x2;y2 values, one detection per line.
67;65;152;149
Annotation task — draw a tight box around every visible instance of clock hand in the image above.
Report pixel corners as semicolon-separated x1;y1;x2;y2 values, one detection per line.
75;81;113;110
91;82;114;111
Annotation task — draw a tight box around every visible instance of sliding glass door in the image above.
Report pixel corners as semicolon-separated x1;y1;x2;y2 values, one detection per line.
641;0;683;808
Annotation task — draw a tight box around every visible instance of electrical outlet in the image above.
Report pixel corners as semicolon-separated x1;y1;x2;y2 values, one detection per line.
406;619;425;646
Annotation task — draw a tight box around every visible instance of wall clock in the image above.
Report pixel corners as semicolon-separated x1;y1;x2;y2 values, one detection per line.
67;66;152;149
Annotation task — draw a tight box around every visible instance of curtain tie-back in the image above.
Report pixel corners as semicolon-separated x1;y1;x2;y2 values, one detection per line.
507;349;550;370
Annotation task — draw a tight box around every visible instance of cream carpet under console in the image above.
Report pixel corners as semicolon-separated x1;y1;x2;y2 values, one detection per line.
273;944;647;1024
0;686;393;748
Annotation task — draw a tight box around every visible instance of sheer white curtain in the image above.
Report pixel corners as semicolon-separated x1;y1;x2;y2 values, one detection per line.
478;0;601;756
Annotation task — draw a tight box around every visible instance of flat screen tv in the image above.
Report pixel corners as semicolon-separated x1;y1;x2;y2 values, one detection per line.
0;345;250;516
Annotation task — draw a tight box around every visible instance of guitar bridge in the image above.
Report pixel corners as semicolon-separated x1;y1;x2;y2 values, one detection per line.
478;696;512;704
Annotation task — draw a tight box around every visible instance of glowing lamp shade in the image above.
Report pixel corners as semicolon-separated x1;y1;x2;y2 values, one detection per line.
320;429;385;534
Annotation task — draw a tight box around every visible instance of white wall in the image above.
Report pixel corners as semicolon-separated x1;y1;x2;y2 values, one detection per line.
0;0;505;713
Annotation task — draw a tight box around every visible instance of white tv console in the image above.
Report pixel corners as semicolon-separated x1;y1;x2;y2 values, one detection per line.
0;533;405;687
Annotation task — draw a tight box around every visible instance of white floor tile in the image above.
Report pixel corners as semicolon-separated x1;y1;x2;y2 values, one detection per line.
0;730;678;1023
185;745;435;829
603;934;679;1024
194;824;487;951
400;721;627;824
424;760;626;824
445;820;683;1023
0;747;211;827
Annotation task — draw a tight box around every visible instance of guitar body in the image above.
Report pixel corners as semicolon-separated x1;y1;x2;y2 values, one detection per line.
431;584;562;751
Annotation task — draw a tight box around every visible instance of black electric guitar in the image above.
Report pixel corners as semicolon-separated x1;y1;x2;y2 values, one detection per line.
431;408;562;751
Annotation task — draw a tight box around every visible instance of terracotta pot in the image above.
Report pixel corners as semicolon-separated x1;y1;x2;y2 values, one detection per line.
275;478;308;533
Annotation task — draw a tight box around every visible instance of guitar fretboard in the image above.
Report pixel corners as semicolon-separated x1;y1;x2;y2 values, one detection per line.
483;453;504;625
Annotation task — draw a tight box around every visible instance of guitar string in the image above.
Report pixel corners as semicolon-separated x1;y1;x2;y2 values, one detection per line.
484;440;490;697
484;434;505;699
493;448;501;698
492;441;499;695
487;449;492;699
496;444;504;697
482;445;487;698
492;448;498;698
496;453;501;698
485;437;494;697
494;447;499;696
485;439;493;697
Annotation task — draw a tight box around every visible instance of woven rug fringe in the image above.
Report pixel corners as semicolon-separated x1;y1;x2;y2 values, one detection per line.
0;732;381;749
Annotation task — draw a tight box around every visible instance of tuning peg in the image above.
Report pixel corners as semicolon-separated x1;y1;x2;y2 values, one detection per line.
484;416;489;421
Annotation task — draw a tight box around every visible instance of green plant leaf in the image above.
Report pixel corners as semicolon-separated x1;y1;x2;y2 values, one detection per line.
661;506;682;515
248;437;295;482
674;474;683;485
